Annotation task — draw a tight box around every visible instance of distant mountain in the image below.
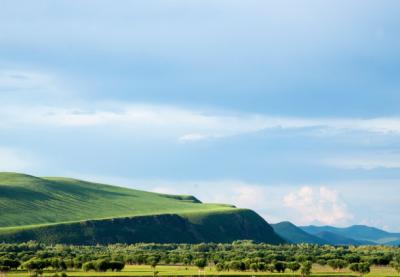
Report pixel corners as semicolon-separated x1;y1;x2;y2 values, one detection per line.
0;172;285;245
313;231;372;245
272;222;375;246
386;239;400;246
301;225;400;245
271;221;329;244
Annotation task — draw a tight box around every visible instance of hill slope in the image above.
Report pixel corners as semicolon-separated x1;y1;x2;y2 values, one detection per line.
0;209;283;244
0;172;285;244
301;225;400;245
271;221;329;244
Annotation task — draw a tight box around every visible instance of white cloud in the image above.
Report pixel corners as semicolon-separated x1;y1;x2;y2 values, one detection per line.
231;185;267;209
178;133;214;142
283;186;353;225
151;186;178;195
142;180;282;222
61;174;400;231
104;178;271;211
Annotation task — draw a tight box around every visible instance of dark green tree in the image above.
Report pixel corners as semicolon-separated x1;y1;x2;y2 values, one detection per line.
287;261;301;275
300;261;312;277
273;261;287;273
147;256;161;277
82;262;95;272
349;263;371;277
328;259;348;271
390;255;400;274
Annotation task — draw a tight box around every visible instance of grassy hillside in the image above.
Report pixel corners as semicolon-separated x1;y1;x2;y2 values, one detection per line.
0;172;231;228
271;221;329;244
0;172;285;244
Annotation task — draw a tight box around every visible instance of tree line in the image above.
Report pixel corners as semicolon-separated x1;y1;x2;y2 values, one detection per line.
0;241;399;276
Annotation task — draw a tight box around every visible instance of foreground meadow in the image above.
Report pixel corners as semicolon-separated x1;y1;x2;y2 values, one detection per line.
5;265;400;277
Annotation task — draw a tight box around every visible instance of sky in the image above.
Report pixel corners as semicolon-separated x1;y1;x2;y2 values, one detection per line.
1;0;400;231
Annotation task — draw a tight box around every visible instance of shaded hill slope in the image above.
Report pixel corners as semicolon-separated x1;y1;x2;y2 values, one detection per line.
0;209;284;244
271;221;329;244
0;172;285;244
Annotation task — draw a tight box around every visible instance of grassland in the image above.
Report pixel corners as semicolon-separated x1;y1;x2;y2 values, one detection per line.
0;172;284;244
5;265;399;277
0;172;233;229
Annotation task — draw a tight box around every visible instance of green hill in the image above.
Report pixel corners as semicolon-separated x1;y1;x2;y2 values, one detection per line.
0;172;285;244
271;221;329;244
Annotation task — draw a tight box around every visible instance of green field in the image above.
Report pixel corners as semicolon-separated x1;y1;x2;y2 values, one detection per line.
5;265;399;277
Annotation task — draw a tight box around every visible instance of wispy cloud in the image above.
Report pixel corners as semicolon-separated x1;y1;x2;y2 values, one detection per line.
324;154;400;170
0;69;67;96
178;133;215;142
1;69;400;141
2;102;400;142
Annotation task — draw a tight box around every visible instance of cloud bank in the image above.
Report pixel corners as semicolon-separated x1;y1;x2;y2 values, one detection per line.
283;186;353;225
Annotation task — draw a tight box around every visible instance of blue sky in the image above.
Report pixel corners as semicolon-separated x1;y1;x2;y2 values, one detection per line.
1;0;400;231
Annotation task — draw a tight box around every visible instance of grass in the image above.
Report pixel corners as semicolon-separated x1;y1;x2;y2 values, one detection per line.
0;172;234;229
0;172;284;244
4;265;399;277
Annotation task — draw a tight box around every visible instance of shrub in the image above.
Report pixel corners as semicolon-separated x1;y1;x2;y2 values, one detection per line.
194;258;207;270
109;261;125;272
249;263;258;272
328;259;348;271
0;258;21;269
22;259;48;272
215;262;224;272
82;262;95;272
95;259;110;272
0;266;11;272
228;260;245;271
